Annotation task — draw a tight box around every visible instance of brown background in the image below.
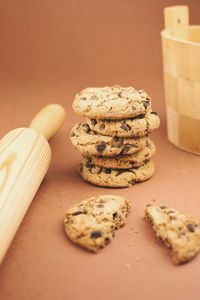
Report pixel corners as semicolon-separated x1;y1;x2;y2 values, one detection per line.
0;0;200;299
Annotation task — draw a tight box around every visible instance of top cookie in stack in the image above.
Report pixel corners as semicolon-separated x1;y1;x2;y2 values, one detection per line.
73;86;151;120
71;86;160;188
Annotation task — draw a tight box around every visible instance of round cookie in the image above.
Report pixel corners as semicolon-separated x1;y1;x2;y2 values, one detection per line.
86;111;160;138
80;157;155;188
64;195;131;252
73;86;151;120
88;139;156;169
70;123;148;157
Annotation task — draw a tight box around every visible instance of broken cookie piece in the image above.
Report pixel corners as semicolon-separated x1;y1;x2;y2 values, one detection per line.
145;204;200;264
64;195;131;252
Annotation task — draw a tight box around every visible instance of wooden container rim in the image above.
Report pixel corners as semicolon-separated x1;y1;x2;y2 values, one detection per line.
161;25;200;47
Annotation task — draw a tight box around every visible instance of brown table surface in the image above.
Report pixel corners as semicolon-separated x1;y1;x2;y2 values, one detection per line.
0;1;200;299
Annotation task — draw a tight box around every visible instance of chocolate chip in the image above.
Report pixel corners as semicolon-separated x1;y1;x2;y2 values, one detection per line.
99;123;105;130
71;132;75;137
187;223;197;232
104;237;111;245
146;140;150;147
143;159;150;164
82;123;90;133
85;159;93;169
72;210;87;216
138;89;144;94
143;100;150;109
86;164;93;171
121;144;132;154
101;217;110;222
113;137;123;148
113;212;118;219
90;231;102;239
80;97;87;101
134;164;140;169
103;168;112;174
86;157;92;164
151;111;158;116
160;206;167;209
99;199;105;204
96;142;106;153
97;204;104;208
121;123;131;132
118;92;122;97
90;119;97;126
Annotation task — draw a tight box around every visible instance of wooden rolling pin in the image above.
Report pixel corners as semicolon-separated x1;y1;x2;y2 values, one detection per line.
0;104;66;264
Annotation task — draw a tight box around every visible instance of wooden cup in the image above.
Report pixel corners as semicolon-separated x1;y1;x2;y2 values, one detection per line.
161;6;200;154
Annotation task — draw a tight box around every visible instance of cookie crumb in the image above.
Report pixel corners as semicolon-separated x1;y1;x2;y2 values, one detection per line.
135;256;140;261
125;263;131;269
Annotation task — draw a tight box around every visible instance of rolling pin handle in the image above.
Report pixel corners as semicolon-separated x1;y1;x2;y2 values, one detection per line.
29;104;66;141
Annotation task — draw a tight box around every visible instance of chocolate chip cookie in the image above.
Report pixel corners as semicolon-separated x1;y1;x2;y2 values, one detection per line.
70;123;148;157
145;204;200;264
80;157;155;187
88;139;156;169
73;86;151;120
87;111;160;138
64;195;131;252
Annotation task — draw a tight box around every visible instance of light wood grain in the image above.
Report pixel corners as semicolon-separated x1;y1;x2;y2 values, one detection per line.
29;104;66;140
164;6;189;40
161;6;200;154
0;104;65;264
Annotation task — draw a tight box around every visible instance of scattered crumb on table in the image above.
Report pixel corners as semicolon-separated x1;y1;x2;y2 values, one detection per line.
135;256;141;261
125;263;131;269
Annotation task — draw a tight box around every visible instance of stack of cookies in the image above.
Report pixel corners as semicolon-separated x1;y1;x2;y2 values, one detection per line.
70;86;160;188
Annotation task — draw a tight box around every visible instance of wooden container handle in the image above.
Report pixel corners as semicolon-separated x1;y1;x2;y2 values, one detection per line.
164;5;189;39
29;104;66;141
